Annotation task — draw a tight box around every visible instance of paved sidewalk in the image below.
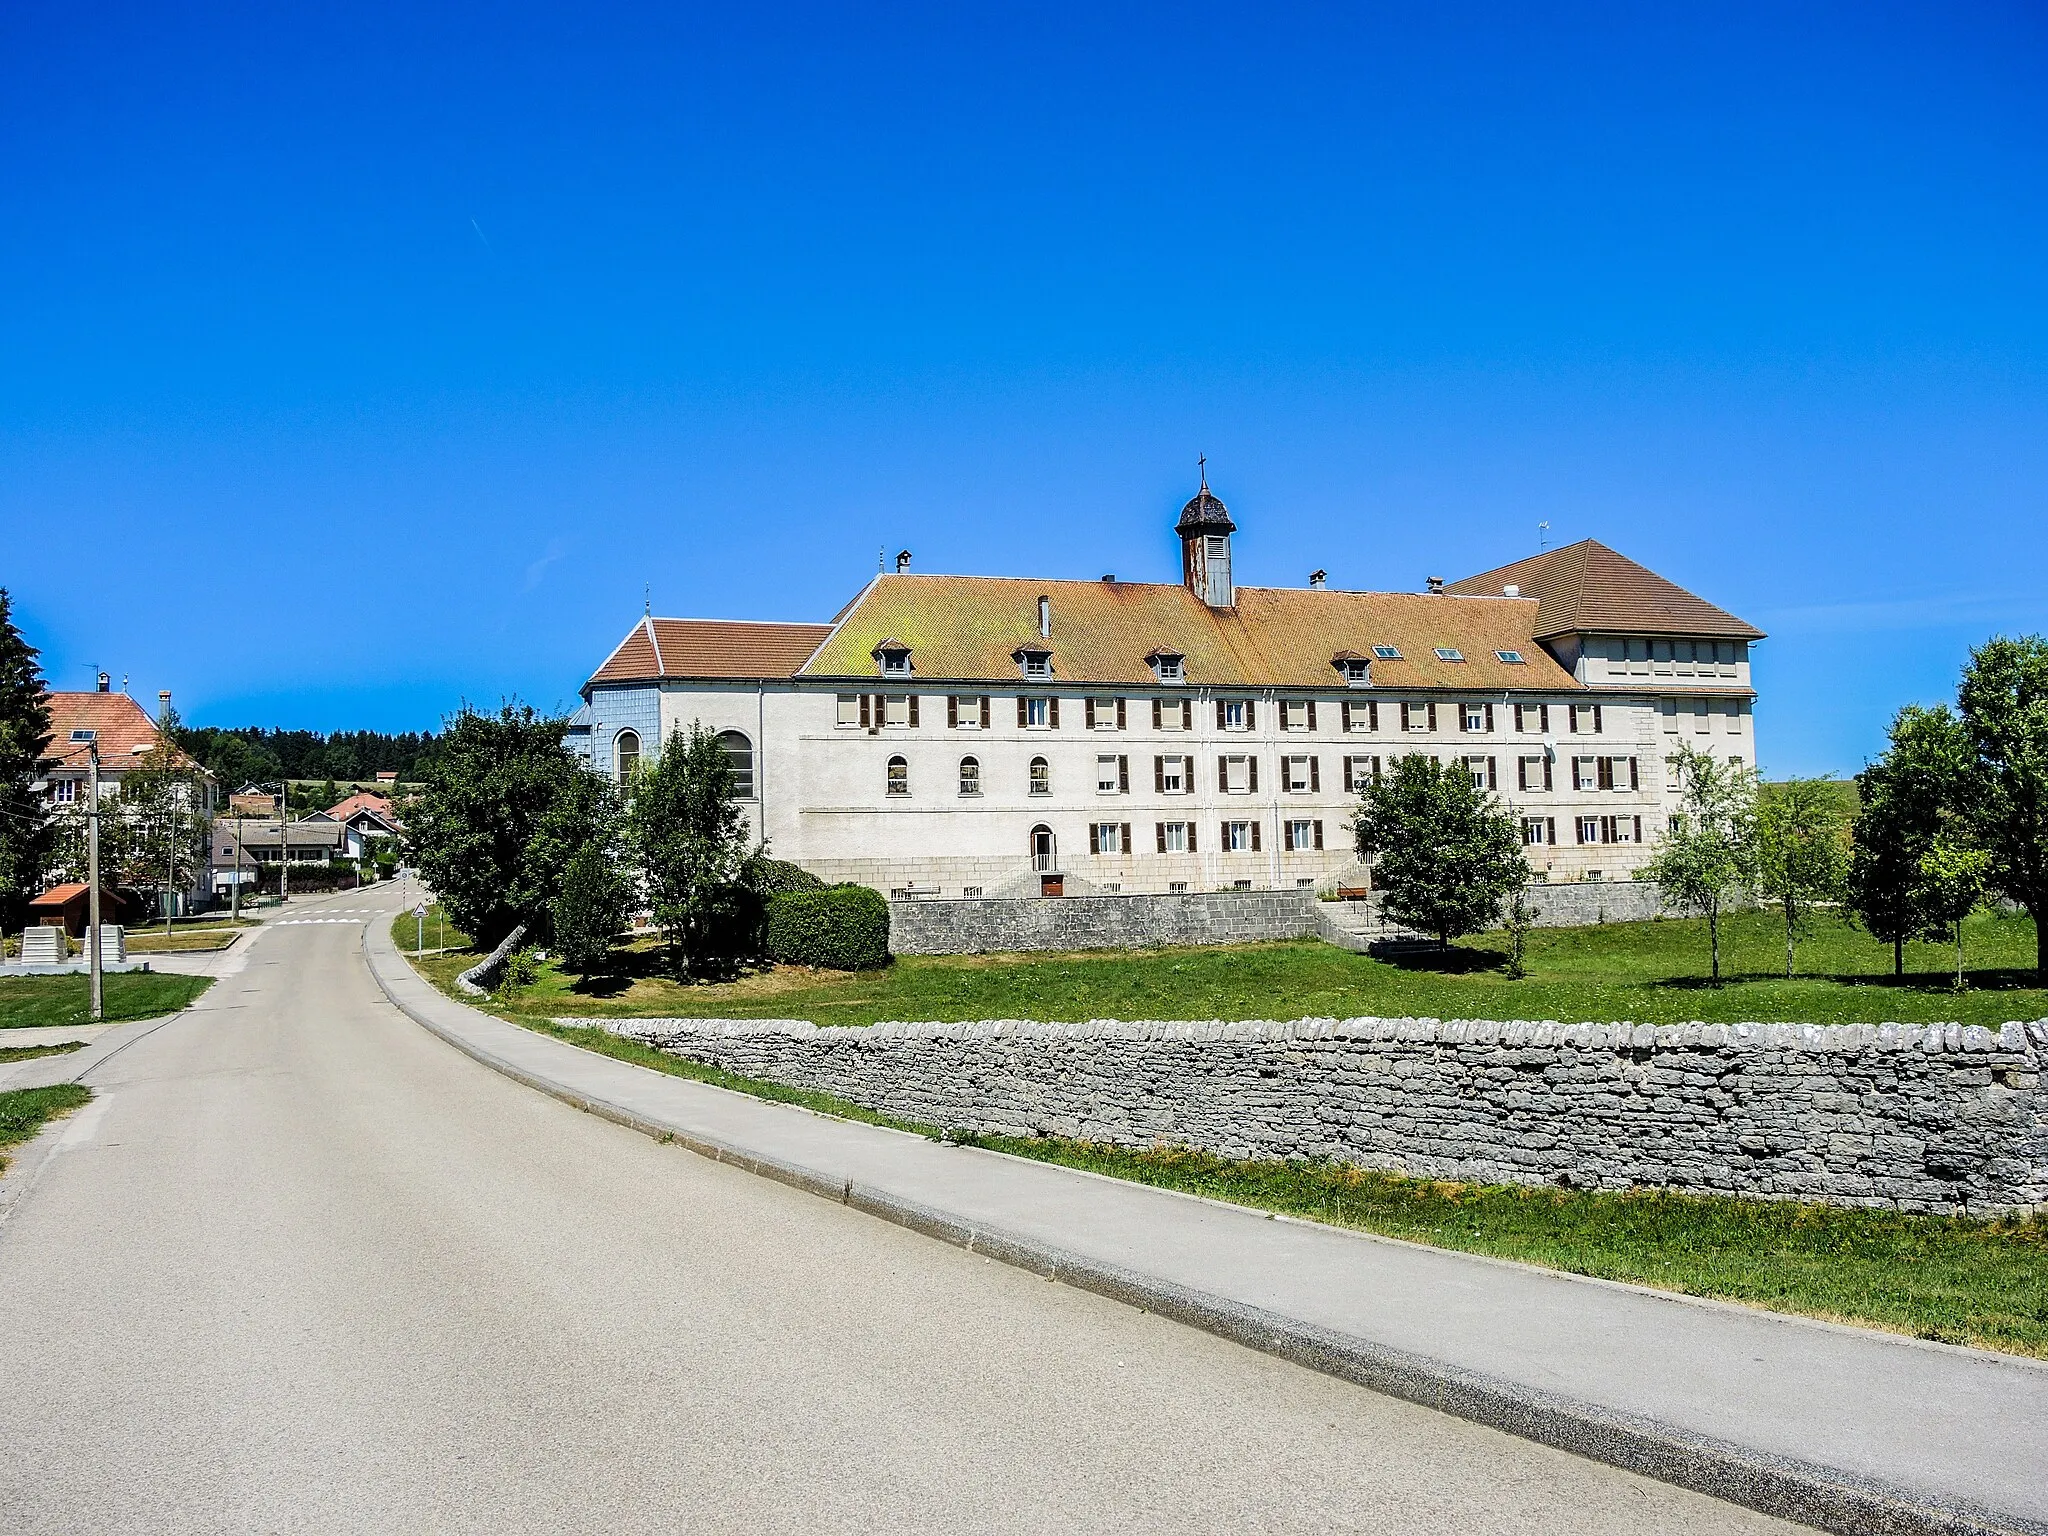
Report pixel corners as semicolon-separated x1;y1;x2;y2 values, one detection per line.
362;916;2047;1536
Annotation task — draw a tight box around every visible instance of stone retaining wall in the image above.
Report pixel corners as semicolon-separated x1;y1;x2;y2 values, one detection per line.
582;1013;2048;1214
887;889;1322;956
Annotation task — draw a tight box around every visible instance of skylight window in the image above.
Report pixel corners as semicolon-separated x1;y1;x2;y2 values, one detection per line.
1495;649;1526;664
1372;645;1401;660
1435;647;1465;662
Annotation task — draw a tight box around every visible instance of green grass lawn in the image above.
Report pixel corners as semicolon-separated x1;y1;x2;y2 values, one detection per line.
0;1041;85;1064
0;972;213;1029
0;1083;92;1173
401;905;2047;1028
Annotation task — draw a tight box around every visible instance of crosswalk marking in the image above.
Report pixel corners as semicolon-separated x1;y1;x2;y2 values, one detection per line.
275;918;368;925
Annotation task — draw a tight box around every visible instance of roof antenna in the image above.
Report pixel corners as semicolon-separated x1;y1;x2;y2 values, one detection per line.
644;583;651;617
1538;520;1550;551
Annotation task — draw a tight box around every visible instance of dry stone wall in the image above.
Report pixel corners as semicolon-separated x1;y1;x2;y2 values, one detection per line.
579;1013;2048;1214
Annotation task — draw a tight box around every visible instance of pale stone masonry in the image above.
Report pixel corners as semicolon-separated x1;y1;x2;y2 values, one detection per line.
579;1014;2048;1214
571;484;1764;898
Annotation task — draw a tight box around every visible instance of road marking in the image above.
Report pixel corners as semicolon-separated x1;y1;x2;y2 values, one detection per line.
276;918;367;926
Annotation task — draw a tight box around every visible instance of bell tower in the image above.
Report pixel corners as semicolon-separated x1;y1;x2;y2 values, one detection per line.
1176;461;1236;608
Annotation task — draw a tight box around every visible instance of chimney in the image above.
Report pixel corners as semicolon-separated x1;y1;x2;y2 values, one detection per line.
1503;583;1520;598
895;550;912;574
96;671;111;693
158;689;172;726
1426;576;1444;594
1037;594;1051;639
1101;574;1115;584
1309;570;1326;590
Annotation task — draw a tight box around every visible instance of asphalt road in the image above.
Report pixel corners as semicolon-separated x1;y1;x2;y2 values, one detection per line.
0;890;1795;1534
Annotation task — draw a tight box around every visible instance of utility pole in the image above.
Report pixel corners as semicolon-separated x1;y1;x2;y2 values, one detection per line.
84;734;103;1023
160;690;175;936
277;781;290;906
231;811;243;921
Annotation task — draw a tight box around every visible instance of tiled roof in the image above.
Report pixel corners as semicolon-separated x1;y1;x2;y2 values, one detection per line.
42;692;204;772
325;792;402;830
1445;540;1764;642
799;575;1583;692
586;616;835;689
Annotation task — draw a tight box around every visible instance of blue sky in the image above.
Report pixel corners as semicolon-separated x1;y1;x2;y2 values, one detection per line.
3;2;2043;776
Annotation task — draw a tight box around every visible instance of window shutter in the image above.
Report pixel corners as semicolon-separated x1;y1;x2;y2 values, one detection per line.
1050;696;1060;728
947;696;958;728
1307;701;1318;730
980;696;991;729
1017;696;1027;727
1568;706;1578;734
1246;699;1257;729
1118;756;1129;793
1156;822;1166;853
1218;755;1229;791
1121;822;1132;854
1594;704;1603;734
1216;699;1227;729
1187;822;1197;852
1117;698;1127;729
1539;703;1549;733
1154;756;1164;793
1085;698;1096;729
1487;756;1497;790
1598;757;1612;791
1283;820;1294;851
1576;817;1586;845
1220;821;1229;851
1368;700;1379;732
1181;700;1193;730
1314;820;1324;850
909;695;919;727
1248;756;1259;792
1544;757;1553;791
1517;758;1528;792
1309;756;1320;791
1251;819;1262;851
1152;698;1161;728
1427;701;1438;732
1341;701;1352;732
1629;757;1639;790
1633;815;1643;843
861;694;871;728
1485;703;1495;732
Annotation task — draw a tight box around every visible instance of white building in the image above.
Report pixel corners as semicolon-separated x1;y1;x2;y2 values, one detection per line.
571;486;1762;896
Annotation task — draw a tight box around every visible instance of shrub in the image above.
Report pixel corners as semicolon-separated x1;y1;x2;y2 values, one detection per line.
765;885;890;971
747;857;826;896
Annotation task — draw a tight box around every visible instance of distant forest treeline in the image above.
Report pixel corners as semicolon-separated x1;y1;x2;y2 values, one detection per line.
174;725;442;789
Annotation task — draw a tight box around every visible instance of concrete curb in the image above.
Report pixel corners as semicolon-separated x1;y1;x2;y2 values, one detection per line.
362;930;2044;1536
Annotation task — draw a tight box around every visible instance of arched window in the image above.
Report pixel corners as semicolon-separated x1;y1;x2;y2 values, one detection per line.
1028;756;1050;796
886;756;909;797
718;730;755;798
1030;824;1056;871
614;729;641;782
958;756;981;796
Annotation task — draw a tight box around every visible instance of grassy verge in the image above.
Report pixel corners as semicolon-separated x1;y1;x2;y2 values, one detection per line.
125;928;244;954
0;973;213;1029
0;1083;92;1174
0;1041;85;1064
406;905;2048;1028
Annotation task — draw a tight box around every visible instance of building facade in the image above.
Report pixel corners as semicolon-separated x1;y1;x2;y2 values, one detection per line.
572;488;1762;897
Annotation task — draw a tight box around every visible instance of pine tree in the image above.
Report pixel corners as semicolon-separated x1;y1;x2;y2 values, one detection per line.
0;589;54;930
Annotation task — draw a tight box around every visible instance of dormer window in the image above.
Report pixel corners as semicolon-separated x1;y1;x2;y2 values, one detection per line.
1015;646;1052;679
1435;647;1465;663
1331;652;1371;687
1372;644;1401;660
1147;648;1185;684
874;640;912;677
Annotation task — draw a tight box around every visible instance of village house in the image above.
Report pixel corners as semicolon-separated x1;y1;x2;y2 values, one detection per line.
570;484;1762;897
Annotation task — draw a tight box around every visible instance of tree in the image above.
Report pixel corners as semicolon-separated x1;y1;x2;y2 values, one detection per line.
0;589;54;931
1752;777;1850;978
549;785;633;975
1916;830;1990;990
404;704;606;948
630;723;760;977
1352;752;1527;948
1954;635;2048;978
116;725;212;922
1645;745;1756;983
1848;705;1970;977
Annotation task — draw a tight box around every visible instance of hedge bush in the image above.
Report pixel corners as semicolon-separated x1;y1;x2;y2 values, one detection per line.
748;858;827;897
765;885;890;971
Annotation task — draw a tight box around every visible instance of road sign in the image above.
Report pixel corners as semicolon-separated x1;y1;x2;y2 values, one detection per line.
414;903;428;918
